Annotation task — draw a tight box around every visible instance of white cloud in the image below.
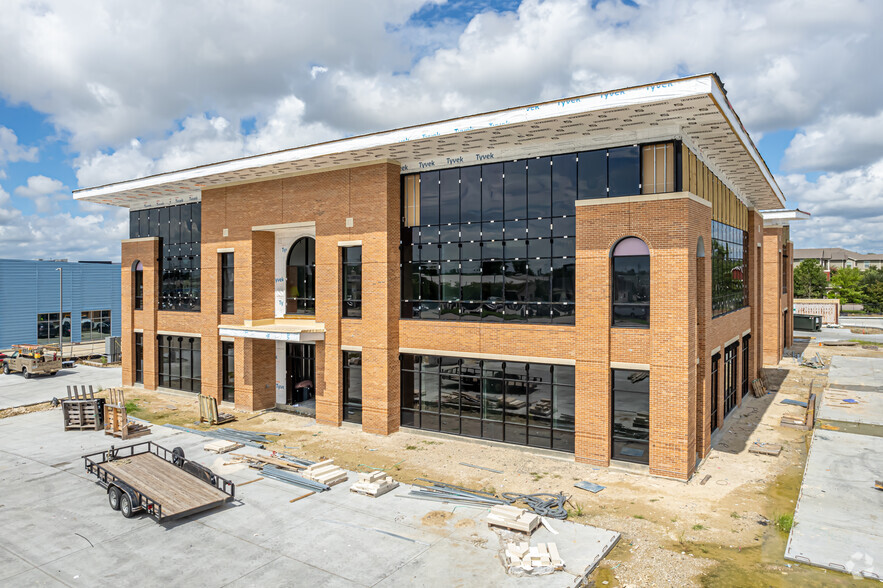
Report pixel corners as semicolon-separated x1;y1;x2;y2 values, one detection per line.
0;126;38;165
14;175;70;213
0;185;23;225
779;159;883;253
0;209;127;261
782;111;883;172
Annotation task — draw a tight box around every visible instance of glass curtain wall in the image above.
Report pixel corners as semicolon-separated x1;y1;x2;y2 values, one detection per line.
129;203;202;311
400;354;575;452
711;221;748;317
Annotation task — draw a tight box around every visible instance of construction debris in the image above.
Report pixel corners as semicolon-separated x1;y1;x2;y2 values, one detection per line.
350;470;399;497
405;479;507;508
574;481;605;494
700;474;711;485
302;459;348;486
780;393;816;430
165;424;280;448
801;352;827;368
487;504;541;534
459;462;504;474
261;465;329;492
749;442;782;457
504;541;565;573
502;492;568;520
750;378;767;398
780;398;808;408
875;480;883;492
203;439;243;454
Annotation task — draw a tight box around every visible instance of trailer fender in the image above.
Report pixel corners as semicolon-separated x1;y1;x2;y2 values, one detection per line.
107;481;141;514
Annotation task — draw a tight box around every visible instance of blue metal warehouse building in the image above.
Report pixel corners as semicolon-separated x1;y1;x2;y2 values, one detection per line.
0;259;121;349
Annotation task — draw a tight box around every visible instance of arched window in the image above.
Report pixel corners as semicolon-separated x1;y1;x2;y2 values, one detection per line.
133;260;143;310
286;237;316;315
612;237;650;327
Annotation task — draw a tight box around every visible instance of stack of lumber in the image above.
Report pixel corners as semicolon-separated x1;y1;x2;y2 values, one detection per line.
504;541;564;571
227;453;308;471
302;459;348;487
203;439;243;454
487;504;540;534
62;385;103;431
350;470;399;497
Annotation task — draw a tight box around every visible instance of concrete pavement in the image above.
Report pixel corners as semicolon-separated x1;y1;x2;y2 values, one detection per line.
0;365;121;409
0;409;619;587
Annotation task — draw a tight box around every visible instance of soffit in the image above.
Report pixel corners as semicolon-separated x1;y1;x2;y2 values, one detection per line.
73;74;785;211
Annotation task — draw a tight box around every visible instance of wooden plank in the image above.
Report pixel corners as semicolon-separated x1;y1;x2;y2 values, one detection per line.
102;453;228;517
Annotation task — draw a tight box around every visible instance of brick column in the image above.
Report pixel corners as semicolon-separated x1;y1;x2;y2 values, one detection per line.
122;237;159;389
575;193;708;480
762;227;784;365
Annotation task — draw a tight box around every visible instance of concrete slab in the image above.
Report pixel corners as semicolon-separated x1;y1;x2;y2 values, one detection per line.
819;388;883;429
825;356;883;393
785;430;883;581
0;365;121;409
0;409;620;586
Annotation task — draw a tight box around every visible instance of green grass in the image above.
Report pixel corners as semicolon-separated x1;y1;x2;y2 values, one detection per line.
125;401;138;414
633;514;645;520
849;339;880;346
404;445;418;450
773;513;794;533
692;524;705;530
730;511;740;519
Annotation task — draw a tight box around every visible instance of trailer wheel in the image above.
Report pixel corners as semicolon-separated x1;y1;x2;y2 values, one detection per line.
22;367;29;379
172;447;185;467
120;493;134;518
108;486;121;511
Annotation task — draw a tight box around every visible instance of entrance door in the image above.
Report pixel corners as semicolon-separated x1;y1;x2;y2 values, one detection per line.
286;343;315;406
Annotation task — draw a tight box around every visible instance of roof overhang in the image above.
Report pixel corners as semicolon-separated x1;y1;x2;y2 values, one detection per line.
760;209;811;226
73;73;786;211
218;320;325;342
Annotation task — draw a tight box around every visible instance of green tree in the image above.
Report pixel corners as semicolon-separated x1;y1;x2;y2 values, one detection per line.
827;266;863;304
792;259;827;298
864;282;883;314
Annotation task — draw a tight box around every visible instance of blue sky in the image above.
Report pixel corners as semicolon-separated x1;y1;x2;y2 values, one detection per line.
1;0;882;260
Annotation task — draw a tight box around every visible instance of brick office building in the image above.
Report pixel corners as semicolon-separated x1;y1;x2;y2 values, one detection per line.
74;74;801;480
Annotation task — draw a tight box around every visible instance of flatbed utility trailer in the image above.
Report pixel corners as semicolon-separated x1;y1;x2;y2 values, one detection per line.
83;441;235;522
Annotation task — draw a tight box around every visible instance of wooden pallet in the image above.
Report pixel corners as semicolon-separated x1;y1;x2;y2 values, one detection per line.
62;385;104;431
199;395;235;425
104;389;151;440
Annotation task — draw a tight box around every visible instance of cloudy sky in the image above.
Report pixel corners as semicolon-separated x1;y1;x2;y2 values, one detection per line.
1;0;881;261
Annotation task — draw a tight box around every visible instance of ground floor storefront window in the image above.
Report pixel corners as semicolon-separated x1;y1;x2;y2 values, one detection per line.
343;351;362;423
400;354;575;452
157;335;201;392
611;369;650;464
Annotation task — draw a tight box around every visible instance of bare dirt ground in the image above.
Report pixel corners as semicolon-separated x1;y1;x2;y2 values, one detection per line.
77;340;878;587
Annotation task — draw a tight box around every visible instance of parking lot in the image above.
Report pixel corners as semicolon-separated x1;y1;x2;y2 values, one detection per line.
0;407;618;587
0;365;121;409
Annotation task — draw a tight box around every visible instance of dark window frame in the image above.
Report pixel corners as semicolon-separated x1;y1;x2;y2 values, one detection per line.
342;351;362;424
134;332;143;384
133;260;143;310
710;353;720;432
286;237;316;315
611;237;650;328
222;341;235;403
80;309;111;342
724;342;738;416
711;220;748;318
342;246;362;319
36;312;71;345
220;252;234;315
399;354;574;453
611;368;650;465
741;335;750;401
157;335;201;393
